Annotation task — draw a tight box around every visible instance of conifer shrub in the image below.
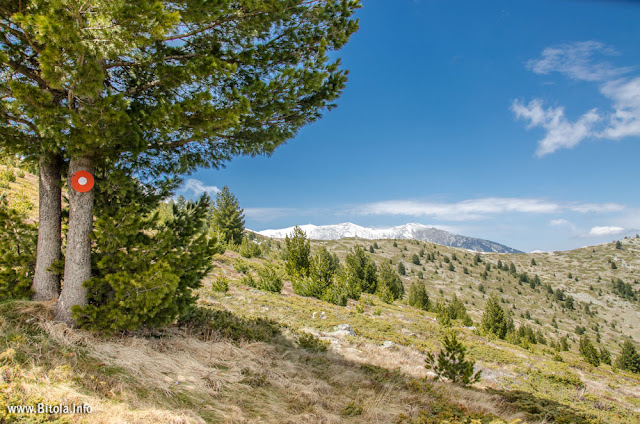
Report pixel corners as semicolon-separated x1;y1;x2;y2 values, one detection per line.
376;283;395;304
344;245;377;294
210;186;245;245
0;167;15;182
256;265;283;293
408;281;430;310
292;247;346;305
599;346;612;365
292;276;324;298
425;331;481;386
239;238;261;258
397;261;406;275
297;332;329;352
0;197;37;300
579;335;600;366
241;273;256;288
233;260;250;274
210;276;229;293
376;262;404;303
285;226;311;277
73;172;220;332
437;309;452;327
616;340;640;373
481;295;509;339
462;315;474;327
321;279;349;307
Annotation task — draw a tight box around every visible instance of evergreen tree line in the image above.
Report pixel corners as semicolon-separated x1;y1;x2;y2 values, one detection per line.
480;294;640;373
285;227;404;306
611;278;638;302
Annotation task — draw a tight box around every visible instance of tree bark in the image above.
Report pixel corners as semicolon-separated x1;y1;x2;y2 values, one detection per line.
54;156;94;325
32;152;62;301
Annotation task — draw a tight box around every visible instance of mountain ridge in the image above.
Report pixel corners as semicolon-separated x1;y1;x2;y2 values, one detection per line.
256;222;523;253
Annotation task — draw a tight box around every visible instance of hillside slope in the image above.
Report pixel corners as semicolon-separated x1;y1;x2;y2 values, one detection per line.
2;167;640;423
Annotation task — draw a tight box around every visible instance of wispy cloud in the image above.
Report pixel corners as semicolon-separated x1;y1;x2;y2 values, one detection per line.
512;99;600;156
527;41;630;82
352;197;625;221
550;219;569;226
588;226;626;237
600;77;640;139
568;202;625;213
179;179;220;197
515;41;640;156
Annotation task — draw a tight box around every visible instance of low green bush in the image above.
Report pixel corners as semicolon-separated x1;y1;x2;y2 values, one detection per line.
297;332;329;352
210;276;229;293
256;265;283;293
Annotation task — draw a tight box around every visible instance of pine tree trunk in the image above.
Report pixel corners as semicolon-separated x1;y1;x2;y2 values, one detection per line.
32;152;62;301
54;156;94;325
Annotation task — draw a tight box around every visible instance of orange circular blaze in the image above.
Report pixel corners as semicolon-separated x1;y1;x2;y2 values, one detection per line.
71;170;94;192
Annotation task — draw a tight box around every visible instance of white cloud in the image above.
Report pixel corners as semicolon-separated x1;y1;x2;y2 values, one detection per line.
527;41;630;82
588;226;626;237
179;179;220;197
352;197;623;221
512;99;601;156
516;41;640;156
600;76;640;139
550;219;569;226
568;202;625;213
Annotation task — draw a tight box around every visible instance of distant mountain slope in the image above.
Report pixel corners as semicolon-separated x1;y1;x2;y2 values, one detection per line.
257;222;522;253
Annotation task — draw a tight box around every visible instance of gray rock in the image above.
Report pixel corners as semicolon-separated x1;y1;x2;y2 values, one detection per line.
382;341;396;349
331;324;356;337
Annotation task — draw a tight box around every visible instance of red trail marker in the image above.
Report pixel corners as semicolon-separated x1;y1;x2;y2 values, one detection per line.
70;170;94;192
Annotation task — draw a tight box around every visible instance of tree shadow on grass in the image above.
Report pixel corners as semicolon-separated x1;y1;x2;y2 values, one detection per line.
177;306;285;345
486;388;593;424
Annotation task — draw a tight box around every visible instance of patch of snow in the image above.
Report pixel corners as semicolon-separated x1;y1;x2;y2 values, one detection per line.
253;222;521;253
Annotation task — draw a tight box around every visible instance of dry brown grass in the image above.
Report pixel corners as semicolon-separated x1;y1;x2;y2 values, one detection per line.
0;300;546;423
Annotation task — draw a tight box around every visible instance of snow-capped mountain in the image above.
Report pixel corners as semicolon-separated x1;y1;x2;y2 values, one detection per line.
256;223;522;253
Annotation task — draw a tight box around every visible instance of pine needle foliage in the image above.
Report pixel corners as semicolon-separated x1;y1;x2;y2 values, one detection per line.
376;262;404;303
579;335;600;367
616;340;640;374
0;196;37;300
408;281;430;310
285;226;312;277
256;265;283;293
73;172;221;332
211;186;245;245
344;245;377;294
425;331;481;386
481;295;509;339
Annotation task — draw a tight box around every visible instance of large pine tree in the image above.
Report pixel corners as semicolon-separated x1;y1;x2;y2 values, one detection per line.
211;186;245;245
0;1;360;324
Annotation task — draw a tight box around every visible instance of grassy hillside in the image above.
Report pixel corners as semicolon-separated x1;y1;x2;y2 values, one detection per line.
0;164;39;219
2;168;640;423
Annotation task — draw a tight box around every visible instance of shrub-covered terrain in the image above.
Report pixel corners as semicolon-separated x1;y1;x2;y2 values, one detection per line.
2;168;640;423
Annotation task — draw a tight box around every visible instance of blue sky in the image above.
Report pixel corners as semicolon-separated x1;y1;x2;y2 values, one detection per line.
178;0;640;253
